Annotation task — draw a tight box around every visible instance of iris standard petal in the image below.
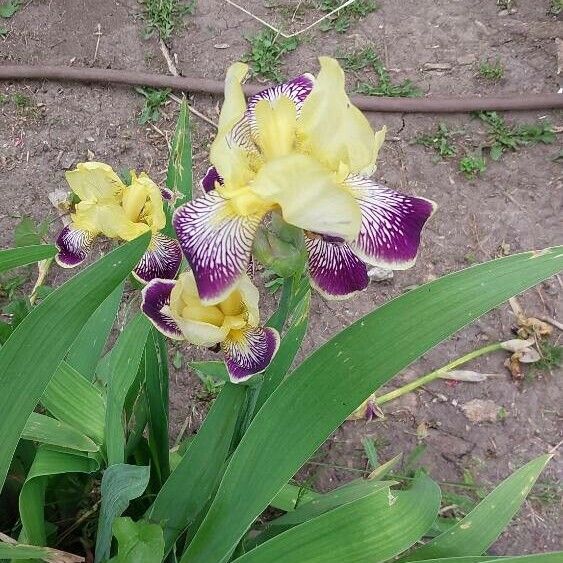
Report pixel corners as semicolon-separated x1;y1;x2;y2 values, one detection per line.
305;234;369;300
65;162;124;202
141;278;183;340
299;57;386;175
234;273;260;326
222;326;280;383
55;224;96;268
251;153;362;240
173;191;265;305
133;233;182;284
347;176;436;269
201;166;224;193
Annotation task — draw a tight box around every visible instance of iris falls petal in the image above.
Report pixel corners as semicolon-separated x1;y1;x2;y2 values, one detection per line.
55;225;96;268
305;234;369;300
222;326;280;383
133;233;182;283
347;176;436;269
201;166;224;193
141;278;183;339
173;192;264;305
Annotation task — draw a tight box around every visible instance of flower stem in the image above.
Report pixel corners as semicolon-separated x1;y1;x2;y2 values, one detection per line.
375;342;504;405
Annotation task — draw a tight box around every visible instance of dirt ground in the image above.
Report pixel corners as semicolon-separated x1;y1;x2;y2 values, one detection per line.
1;0;562;555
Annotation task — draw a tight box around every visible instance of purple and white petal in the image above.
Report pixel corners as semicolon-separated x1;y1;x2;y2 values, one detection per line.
133;233;182;284
173;191;264;305
222;326;280;383
305;233;369;300
246;74;315;132
141;278;183;339
347;176;436;269
200;166;224;193
55;225;95;268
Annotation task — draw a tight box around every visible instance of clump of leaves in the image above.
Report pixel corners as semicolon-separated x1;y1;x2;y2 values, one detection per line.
476;111;555;161
459;151;486;179
135;87;171;124
477;59;504;81
319;0;378;33
341;47;422;97
0;0;20;18
243;29;298;81
416;123;457;158
141;0;196;39
548;0;562;14
0;26;8;38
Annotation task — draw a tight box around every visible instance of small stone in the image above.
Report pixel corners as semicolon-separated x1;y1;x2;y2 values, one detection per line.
498;9;509;16
461;399;501;423
60;153;76;170
368;266;393;281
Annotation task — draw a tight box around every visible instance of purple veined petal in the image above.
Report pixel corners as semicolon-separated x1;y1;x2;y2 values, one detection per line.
133;233;182;284
141;278;183;340
160;186;174;201
347;176;437;270
246;73;315;132
200;166;224;193
55;225;96;268
222;326;280;383
305;233;369;300
173;191;264;305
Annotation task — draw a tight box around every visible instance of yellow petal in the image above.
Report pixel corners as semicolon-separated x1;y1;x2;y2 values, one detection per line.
123;171;166;232
235;274;260;326
251;153;361;240
254;96;297;160
65;162;124;202
217;62;249;133
175;316;230;347
299;57;384;175
72;201;148;240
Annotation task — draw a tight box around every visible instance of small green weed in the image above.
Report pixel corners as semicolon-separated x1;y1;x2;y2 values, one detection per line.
243;29;298;81
135;87;170;124
416;123;457;158
548;0;562;15
319;0;378;33
12;92;31;108
141;0;196;39
534;341;562;373
459;151;486;179
477;59;504;81
341;47;422;97
0;0;20;18
0;93;7;104
476;111;555;161
0;26;8;38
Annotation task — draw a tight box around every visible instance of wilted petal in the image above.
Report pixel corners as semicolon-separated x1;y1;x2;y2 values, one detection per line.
222;327;280;383
65;161;124;202
173;191;264;305
201;166;224;193
160;186;174;201
55;225;95;268
305;234;368;299
133;233;182;283
347;176;436;269
141;278;183;339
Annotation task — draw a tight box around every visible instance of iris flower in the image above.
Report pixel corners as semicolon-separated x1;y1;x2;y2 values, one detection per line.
173;57;436;302
141;271;280;382
55;162;182;283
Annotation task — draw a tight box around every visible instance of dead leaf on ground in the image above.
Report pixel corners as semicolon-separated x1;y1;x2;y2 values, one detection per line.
461;399;501;423
440;370;502;382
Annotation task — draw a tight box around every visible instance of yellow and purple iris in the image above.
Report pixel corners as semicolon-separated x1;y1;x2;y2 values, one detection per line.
173;56;436;302
55;162;182;283
141;272;280;382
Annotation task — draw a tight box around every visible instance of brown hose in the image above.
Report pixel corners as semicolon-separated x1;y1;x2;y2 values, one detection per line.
1;64;562;113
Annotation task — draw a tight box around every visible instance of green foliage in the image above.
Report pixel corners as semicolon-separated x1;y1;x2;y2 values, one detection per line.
0;0;20;18
341;47;422;97
135;87;170;124
548;0;562;15
243;29;299;81
141;0;196;39
109;517;165;562
477;59;504;81
459;151;487;178
319;0;378;33
14;216;50;247
416;123;457;158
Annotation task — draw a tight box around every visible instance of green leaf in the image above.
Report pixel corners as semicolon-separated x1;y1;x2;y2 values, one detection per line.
489;144;503;161
95;464;151;563
0;233;149;491
367;453;403;480
108;517;165;563
41;360;106;444
400;454;552;560
181;247;563;562
233;476;440;563
0;244;56;274
190;360;229;382
66;283;124;380
14;216;49;247
0;0;20;19
19;445;98;546
105;314;151;466
0;543;64;560
164;99;192;236
22;412;99;452
269;483;319;512
147;383;247;554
